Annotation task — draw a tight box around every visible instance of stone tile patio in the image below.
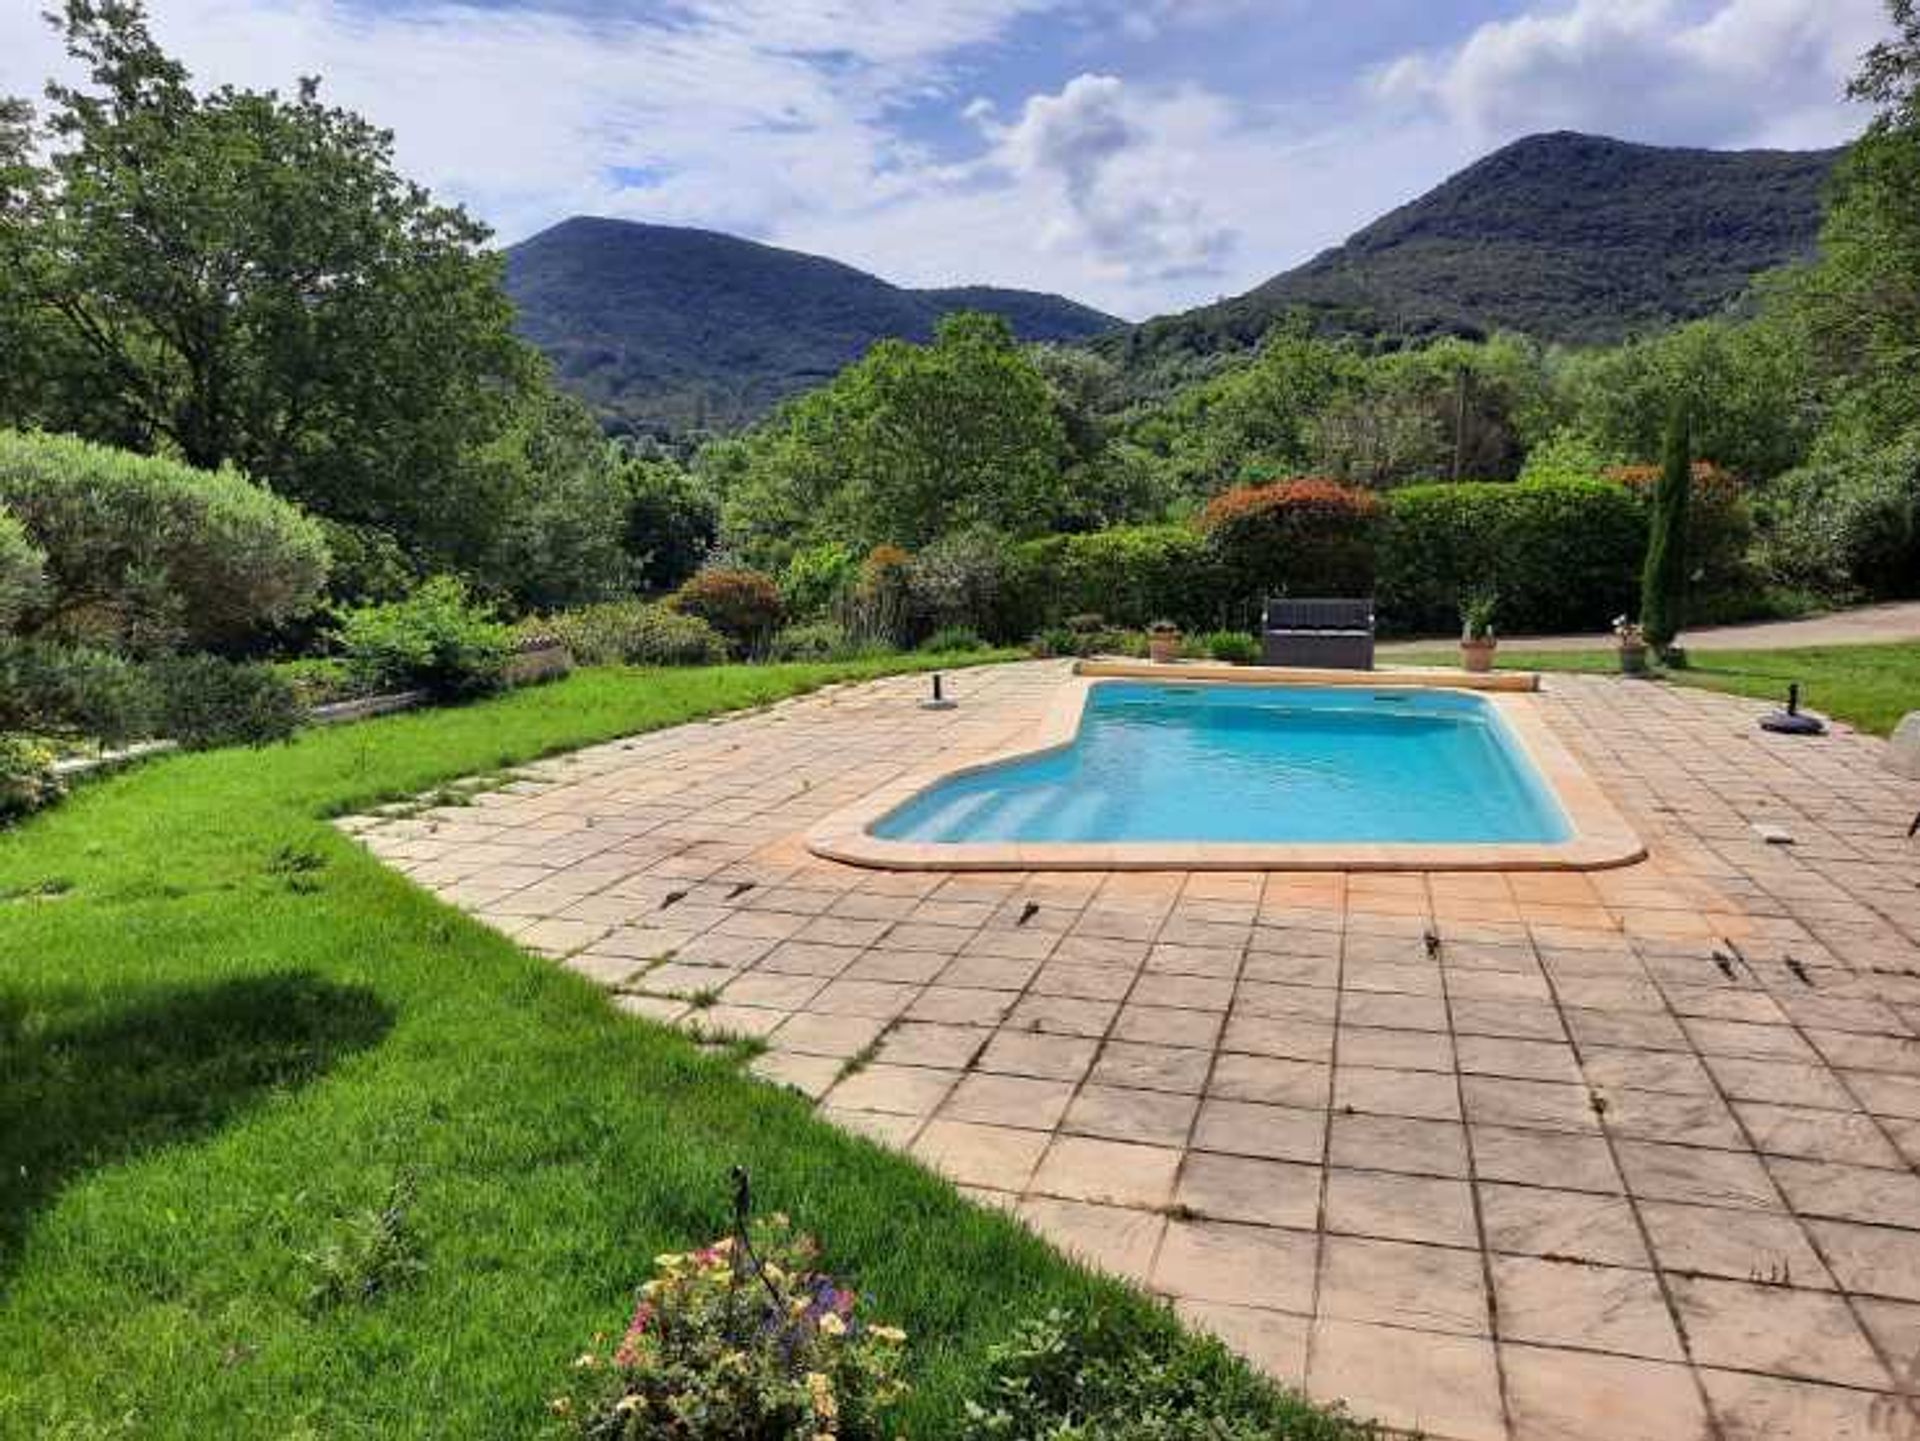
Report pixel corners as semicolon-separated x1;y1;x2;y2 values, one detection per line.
341;661;1920;1440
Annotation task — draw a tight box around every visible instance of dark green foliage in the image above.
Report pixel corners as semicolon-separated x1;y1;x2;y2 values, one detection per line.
334;577;513;699
143;653;305;750
622;459;718;592
1641;402;1694;649
311;520;419;608
504;218;1118;433
1755;436;1920;598
963;1306;1374;1440
1376;480;1647;636
1109;133;1839;373
537;600;729;667
0;430;330;654
0;638;156;745
907;528;1013;637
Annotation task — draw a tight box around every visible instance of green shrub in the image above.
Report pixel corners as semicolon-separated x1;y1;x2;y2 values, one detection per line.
778;542;860;620
539;600;729;667
1202;630;1261;664
335;576;512;699
1377;479;1645;636
1755;437;1920;599
1007;526;1223;635
672;567;784;657
144;653;305;749
0;638;155;745
907;527;1012;636
963;1306;1366;1440
622;459;719;593
768;620;892;662
554;1217;907;1440
0;429;329;653
922;625;988;653
0;505;46;632
0;734;63;821
1196;478;1383;621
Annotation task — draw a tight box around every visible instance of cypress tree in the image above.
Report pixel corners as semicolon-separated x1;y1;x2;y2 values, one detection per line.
1640;399;1692;654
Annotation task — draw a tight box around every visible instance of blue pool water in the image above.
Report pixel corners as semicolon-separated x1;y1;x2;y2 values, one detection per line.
874;682;1572;846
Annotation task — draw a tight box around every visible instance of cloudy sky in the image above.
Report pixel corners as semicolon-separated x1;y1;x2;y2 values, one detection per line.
0;0;1892;318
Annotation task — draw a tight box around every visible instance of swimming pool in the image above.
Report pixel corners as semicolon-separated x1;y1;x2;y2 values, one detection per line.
874;681;1571;846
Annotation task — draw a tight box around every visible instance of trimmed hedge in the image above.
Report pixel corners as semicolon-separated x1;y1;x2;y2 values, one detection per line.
1007;526;1224;635
0;429;330;653
1197;479;1382;621
1376;479;1646;636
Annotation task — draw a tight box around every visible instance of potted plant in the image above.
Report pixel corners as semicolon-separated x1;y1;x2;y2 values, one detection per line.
1148;620;1182;664
1458;591;1498;674
1614;615;1649;675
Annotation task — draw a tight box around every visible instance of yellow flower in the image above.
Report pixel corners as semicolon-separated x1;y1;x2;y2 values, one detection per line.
548;1397;572;1416
615;1395;642;1416
868;1325;906;1343
818;1313;847;1337
807;1371;838;1420
573;1352;599;1370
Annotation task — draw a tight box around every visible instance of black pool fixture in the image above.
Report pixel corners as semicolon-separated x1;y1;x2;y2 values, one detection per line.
1760;683;1825;736
921;672;957;711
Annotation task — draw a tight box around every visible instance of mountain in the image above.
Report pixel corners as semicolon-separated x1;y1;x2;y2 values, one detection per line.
1106;132;1844;369
504;217;1120;434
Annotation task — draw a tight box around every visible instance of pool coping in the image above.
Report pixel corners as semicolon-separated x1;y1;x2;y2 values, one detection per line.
806;666;1646;873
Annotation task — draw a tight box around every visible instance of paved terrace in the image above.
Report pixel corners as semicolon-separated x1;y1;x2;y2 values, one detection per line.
342;661;1920;1441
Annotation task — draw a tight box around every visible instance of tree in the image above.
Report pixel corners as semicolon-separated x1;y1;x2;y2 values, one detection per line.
716;312;1067;563
0;1;539;573
1641;400;1693;653
622;458;718;593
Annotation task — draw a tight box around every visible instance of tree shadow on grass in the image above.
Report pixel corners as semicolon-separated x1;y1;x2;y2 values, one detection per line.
0;971;392;1279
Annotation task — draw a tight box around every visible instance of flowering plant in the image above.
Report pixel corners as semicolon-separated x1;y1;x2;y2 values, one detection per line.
552;1215;907;1440
1612;615;1647;647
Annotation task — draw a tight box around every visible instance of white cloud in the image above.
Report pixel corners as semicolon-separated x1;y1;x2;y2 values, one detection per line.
982;73;1236;281
1374;0;1883;150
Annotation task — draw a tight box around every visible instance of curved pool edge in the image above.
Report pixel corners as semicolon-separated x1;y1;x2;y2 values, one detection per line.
805;670;1646;873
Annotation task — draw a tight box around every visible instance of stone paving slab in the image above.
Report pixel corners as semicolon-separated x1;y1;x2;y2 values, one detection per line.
342;661;1920;1440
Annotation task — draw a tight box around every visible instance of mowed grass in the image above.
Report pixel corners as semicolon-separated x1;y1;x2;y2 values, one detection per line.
1382;641;1920;736
0;656;1359;1440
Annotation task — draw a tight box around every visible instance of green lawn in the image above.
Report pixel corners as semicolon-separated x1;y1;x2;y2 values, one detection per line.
1382;641;1920;736
0;656;1358;1439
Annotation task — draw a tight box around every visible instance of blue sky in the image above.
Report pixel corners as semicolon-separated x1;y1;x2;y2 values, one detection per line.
0;0;1890;317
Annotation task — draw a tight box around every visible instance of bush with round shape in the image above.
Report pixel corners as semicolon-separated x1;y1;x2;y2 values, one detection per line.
143;654;305;750
1605;460;1751;619
0;735;63;821
1202;630;1261;664
906;527;1011;636
672;568;783;657
335;576;512;699
0;429;329;654
1196;479;1383;620
536;601;728;668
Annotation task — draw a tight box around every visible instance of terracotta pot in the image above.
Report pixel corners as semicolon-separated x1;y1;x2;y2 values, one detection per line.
1460;637;1497;674
1148;632;1181;664
1619;642;1649;675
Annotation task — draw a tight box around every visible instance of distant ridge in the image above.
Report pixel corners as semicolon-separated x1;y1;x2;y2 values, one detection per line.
1105;131;1844;367
504;217;1120;433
